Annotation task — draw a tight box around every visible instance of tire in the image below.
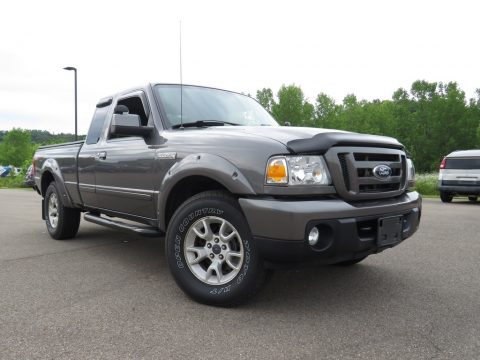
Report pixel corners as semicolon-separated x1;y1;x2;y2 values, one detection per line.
334;256;368;266
44;182;81;240
440;191;453;203
468;196;478;203
165;190;271;307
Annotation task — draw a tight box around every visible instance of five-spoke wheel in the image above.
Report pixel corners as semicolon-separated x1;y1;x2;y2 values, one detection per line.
185;216;244;285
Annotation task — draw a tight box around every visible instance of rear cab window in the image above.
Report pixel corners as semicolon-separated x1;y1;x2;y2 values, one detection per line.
86;99;111;145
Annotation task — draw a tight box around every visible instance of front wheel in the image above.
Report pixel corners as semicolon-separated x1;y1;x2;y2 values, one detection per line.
440;191;453;203
165;191;270;306
44;182;81;240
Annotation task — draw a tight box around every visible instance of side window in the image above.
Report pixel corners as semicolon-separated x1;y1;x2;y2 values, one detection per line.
116;96;148;126
86;106;109;145
108;95;149;139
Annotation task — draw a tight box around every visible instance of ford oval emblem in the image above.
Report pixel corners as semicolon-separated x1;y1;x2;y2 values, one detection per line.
373;164;392;179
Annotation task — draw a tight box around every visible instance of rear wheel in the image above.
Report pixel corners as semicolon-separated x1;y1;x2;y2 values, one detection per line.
44;182;81;240
440;191;453;203
165;190;271;306
468;196;478;203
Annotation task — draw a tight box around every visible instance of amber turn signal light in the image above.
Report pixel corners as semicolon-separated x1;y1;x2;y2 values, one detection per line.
266;158;288;184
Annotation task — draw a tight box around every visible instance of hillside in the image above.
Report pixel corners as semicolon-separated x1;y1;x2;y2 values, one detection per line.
0;130;85;144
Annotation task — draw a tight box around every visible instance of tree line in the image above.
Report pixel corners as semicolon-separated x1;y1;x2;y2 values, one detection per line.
2;80;479;172
0;130;82;145
0;130;84;167
256;81;480;172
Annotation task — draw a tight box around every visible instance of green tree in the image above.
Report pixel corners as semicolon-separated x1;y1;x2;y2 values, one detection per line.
303;102;314;126
313;93;337;128
272;84;313;126
471;89;480;147
0;128;35;167
255;88;275;113
260;80;480;172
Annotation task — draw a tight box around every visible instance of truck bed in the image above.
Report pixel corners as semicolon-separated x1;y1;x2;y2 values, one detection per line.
37;140;85;150
34;141;84;207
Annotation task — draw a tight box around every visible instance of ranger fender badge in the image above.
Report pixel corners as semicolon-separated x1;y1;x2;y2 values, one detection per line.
156;151;177;160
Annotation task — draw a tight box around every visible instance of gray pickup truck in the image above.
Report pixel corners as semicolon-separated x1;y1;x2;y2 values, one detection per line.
33;84;421;306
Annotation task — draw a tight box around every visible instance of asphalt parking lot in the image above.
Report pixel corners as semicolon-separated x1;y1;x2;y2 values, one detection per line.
1;189;479;359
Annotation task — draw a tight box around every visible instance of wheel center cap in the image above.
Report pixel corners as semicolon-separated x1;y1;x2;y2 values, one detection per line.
212;244;221;255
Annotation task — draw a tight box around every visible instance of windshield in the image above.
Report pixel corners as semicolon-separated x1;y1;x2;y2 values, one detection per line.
154;84;278;128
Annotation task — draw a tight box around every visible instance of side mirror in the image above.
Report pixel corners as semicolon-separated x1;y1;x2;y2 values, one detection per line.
110;114;153;137
114;104;130;114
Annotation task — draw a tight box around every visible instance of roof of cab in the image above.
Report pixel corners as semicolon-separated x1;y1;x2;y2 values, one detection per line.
447;149;480;158
95;83;248;107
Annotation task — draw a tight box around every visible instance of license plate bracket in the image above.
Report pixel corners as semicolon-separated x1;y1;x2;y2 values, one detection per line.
377;215;403;247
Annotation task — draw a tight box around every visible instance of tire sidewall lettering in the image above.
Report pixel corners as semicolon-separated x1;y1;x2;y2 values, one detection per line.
178;208;224;233
174;234;184;269
237;241;250;285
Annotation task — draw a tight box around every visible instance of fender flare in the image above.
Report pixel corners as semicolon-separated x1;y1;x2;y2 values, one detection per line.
40;158;74;208
157;153;256;231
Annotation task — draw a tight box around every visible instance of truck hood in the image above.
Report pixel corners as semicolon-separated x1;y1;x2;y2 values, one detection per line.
199;126;404;154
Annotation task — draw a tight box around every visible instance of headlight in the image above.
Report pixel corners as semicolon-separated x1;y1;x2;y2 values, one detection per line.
406;158;415;187
266;155;331;185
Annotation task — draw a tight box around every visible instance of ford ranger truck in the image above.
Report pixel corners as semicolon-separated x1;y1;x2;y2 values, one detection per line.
33;84;421;306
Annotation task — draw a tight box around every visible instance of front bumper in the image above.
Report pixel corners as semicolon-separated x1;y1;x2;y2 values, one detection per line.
239;191;421;266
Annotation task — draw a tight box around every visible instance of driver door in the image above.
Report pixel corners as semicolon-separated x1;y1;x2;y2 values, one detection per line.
93;91;157;220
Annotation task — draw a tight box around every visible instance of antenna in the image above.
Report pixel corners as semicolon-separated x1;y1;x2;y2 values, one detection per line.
179;20;184;129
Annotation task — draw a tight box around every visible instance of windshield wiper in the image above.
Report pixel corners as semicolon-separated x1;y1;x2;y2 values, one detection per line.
171;120;239;129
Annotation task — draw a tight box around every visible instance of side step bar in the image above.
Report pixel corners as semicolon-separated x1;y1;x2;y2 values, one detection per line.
84;213;164;238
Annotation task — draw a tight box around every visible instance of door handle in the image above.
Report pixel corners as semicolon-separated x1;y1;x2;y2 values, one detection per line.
96;151;107;160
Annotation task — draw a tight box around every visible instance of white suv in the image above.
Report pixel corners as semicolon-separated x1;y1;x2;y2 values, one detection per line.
438;150;480;203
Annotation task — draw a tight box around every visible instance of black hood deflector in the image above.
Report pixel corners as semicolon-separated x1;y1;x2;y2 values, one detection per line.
287;132;404;154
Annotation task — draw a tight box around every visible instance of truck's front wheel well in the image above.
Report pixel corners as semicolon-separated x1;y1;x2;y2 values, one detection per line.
165;176;229;228
41;171;55;196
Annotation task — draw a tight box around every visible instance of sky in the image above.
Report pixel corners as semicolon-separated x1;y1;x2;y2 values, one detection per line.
1;0;479;134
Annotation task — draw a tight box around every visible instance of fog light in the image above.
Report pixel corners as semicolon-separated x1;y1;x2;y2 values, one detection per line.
308;227;320;246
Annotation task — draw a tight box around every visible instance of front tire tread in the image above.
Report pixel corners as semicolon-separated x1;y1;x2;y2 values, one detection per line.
166;190;271;307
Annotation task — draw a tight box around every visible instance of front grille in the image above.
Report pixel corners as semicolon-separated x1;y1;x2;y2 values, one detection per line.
357;167;401;177
354;153;399;162
359;182;399;193
326;147;407;200
338;153;350;191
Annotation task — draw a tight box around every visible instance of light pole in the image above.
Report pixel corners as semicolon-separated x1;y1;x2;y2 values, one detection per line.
63;66;77;141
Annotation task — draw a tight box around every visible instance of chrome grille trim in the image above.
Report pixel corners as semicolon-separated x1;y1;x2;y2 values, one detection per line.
324;146;407;200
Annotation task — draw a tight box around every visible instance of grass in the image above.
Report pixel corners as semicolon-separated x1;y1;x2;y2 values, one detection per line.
0;174;28;189
412;173;439;196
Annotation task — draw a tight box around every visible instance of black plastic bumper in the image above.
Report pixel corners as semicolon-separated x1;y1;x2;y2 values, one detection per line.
254;207;421;269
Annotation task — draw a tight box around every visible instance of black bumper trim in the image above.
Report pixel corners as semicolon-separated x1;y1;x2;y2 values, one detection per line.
254;207;421;268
